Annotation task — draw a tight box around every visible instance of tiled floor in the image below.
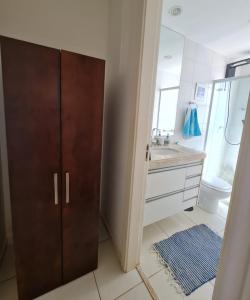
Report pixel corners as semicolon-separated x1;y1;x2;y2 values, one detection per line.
0;204;229;300
141;202;229;300
0;220;151;300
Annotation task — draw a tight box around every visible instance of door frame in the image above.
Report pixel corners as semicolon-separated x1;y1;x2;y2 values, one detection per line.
124;5;250;300
212;94;250;299
122;0;163;272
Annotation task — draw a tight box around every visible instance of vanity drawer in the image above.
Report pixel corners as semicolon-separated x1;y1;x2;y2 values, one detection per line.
146;168;186;199
185;176;201;188
184;187;199;201
182;197;197;210
186;165;203;177
144;192;183;226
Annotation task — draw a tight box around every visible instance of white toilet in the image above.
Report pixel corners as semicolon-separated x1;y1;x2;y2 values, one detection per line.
199;175;232;213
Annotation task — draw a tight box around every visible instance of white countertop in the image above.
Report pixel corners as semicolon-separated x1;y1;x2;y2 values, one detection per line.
149;144;206;170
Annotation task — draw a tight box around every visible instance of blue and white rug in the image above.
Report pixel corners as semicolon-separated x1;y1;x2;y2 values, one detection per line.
153;224;222;296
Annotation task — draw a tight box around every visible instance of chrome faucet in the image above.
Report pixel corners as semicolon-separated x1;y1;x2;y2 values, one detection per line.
164;134;170;145
151;128;161;145
152;128;161;136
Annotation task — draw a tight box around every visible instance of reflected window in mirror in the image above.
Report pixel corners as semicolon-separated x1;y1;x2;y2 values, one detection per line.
152;26;184;139
158;87;179;134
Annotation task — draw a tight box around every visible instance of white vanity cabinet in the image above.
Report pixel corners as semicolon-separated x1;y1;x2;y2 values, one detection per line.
144;162;203;226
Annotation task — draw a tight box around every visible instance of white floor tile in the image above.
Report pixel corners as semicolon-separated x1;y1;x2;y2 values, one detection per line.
116;283;152;300
0;278;18;300
184;206;226;232
149;269;214;300
94;240;141;300
36;273;100;300
139;207;224;300
188;282;214;300
210;278;216;286
99;220;109;242
156;212;195;236
140;223;166;277
215;226;225;238
0;244;16;283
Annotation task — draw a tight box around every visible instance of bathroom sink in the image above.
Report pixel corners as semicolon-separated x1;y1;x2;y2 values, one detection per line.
150;147;180;160
149;144;206;169
151;148;179;155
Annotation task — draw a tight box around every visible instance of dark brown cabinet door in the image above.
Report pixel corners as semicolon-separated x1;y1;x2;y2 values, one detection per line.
1;37;62;300
61;50;104;282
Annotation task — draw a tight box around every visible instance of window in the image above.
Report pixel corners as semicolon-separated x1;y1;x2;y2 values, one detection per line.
156;87;179;135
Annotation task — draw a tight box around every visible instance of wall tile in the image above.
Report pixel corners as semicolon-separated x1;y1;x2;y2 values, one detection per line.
197;105;208;124
193;63;212;83
196;44;213;65
211;51;227;67
178;81;195;103
180;58;195;83
211;65;226;80
183;39;198;60
175;37;227;149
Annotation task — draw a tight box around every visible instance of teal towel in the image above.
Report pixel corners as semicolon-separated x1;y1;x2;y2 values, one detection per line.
183;107;201;137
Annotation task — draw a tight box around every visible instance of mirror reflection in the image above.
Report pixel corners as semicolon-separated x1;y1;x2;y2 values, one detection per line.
152;26;184;142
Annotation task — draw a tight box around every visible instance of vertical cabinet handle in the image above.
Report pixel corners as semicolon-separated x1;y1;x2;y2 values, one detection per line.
53;173;58;205
66;172;69;204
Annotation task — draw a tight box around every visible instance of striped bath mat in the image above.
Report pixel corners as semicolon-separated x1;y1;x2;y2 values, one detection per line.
154;224;222;295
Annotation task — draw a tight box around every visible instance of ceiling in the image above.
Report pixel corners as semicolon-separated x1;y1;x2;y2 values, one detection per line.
162;0;250;60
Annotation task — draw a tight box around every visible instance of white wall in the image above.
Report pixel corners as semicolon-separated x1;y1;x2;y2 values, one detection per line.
0;0;108;59
0;0;109;240
174;39;227;150
0;0;145;268
101;0;145;266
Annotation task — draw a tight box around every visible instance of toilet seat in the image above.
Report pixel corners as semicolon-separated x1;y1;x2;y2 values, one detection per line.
202;176;232;193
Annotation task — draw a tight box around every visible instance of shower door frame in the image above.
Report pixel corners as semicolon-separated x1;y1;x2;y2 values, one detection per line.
203;75;250;151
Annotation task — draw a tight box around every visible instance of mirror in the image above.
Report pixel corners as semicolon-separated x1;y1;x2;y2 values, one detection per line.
152;26;184;137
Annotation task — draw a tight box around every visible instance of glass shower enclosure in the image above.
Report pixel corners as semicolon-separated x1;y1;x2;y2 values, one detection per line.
204;76;250;185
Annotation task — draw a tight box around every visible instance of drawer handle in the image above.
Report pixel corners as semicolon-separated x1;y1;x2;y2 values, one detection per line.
53;173;58;205
66;172;69;204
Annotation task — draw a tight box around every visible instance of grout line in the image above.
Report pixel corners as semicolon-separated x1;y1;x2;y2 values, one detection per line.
113;282;143;300
184;209;227;238
154;214;196;237
154;222;170;237
148;267;165;279
183;211;199;225
181;211;197;224
136;265;159;300
93;272;102;300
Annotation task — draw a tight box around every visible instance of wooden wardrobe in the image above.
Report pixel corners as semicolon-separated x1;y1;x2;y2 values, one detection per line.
0;36;105;300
